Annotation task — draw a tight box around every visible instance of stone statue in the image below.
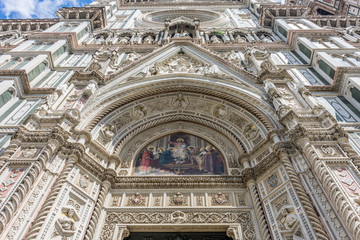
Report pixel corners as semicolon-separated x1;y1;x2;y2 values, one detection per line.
234;35;246;43
144;35;154;44
210;35;222;43
259;34;272;42
207;64;220;74
119;36;130;45
173;31;182;38
123;52;141;65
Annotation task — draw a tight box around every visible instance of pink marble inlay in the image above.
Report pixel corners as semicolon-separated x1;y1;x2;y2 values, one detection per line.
0;169;24;198
333;168;360;197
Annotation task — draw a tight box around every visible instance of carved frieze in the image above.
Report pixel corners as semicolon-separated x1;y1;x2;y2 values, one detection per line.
101;211;256;240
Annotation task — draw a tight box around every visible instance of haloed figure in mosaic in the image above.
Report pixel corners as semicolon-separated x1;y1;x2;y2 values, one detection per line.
134;133;225;175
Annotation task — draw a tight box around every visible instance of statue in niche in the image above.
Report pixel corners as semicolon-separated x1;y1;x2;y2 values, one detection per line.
173;31;182;38
259;33;272;42
182;30;190;37
143;35;154;44
173;30;191;38
234;35;247;43
279;208;297;230
119;36;130;45
210;35;222;43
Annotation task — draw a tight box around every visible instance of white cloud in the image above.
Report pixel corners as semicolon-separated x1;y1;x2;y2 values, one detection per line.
2;0;36;18
2;0;83;19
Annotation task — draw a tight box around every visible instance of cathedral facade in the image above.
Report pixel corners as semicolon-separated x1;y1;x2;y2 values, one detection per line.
0;0;360;239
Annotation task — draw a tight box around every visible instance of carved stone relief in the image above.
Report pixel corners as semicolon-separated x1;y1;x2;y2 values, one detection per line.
314;145;344;158
275;206;300;237
111;195;122;207
19;146;38;158
75;173;93;193
101;211;256;240
168;192;189;206
126;192;147;206
52;207;80;239
211;192;231;206
137;54;227;77
265;171;282;193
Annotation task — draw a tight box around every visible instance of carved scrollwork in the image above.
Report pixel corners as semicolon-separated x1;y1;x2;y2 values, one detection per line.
101;211;255;240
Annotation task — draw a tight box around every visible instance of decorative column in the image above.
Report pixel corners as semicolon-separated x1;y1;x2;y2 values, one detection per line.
84;179;111;240
247;180;271;240
278;150;329;240
25;154;78;240
0;140;57;235
297;137;360;239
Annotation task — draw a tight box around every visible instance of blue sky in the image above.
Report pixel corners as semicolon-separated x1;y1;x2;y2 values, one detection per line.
0;0;93;19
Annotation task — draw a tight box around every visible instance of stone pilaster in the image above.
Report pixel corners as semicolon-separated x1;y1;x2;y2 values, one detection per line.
24;154;78;240
247;180;271;240
278;150;329;240
84;179;111;240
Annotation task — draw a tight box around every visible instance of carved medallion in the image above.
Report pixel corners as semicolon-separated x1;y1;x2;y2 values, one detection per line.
170;192;187;205
78;174;91;189
133;105;147;119
213;105;227;118
21;146;37;158
267;174;278;189
127;192;145;206
321;145;335;156
212;192;230;205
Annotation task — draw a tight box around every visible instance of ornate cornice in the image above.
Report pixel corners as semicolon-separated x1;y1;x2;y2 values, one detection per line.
113;176;245;189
